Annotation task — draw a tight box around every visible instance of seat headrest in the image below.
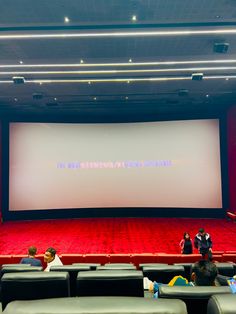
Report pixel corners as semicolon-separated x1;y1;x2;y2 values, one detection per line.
4;296;188;314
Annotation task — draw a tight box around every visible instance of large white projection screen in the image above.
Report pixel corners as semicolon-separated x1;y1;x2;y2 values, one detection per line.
9;120;222;211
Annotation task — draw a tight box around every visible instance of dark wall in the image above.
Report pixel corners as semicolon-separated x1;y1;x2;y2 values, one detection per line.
227;105;236;210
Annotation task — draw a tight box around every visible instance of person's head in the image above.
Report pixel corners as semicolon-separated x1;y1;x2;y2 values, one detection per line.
191;260;218;286
183;232;190;240
44;247;56;263
199;228;205;236
28;246;37;257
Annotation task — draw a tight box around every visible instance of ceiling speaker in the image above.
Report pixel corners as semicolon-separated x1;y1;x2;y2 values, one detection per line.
12;76;25;84
214;42;229;53
191;73;203;81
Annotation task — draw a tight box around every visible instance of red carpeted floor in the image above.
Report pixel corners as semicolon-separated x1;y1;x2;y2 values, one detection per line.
0;217;235;255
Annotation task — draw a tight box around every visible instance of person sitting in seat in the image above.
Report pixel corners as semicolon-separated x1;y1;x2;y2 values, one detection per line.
44;247;63;271
191;260;218;286
20;246;42;266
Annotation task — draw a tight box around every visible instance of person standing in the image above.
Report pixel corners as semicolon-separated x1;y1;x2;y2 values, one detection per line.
194;228;212;260
179;232;193;254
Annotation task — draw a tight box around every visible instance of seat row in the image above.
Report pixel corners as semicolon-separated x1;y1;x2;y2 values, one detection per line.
0;265;235;313
1;252;236;266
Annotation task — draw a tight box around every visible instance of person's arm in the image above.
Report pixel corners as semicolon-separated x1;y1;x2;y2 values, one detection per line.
179;239;184;253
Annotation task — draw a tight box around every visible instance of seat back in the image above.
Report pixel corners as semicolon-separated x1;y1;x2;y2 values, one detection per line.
143;265;185;283
3;296;188;314
0;266;42;279
1;271;70;310
50;265;90;296
72;263;101;270
77;270;144;297
207;294;236;314
214;263;235;277
159;285;231;314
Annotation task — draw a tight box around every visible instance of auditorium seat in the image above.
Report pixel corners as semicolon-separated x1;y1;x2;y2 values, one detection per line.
156;254;183;264
222;254;236;263
1;263;31;267
72;263;101;270
104;263;135;267
1;271;70;310
83;254;109;265
0;255;12;266
97;266;136;271
60;254;84;265
50;265;91;296
180;254;202;263
159;285;231;314
109;254;132;264
3;296;188;314
207;294;236;314
139;263;168;270
0;265;42;279
214;263;235;277
142;265;185;283
77;270;144;297
132;254;159;267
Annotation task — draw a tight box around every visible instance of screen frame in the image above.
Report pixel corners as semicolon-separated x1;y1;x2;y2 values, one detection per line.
1;112;228;221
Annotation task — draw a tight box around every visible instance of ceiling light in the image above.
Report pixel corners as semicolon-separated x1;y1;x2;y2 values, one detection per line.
226;77;229;81
191;73;203;81
14;98;18;101
206;94;209;97
214;42;229;53
54;97;57;101
64;17;70;23
88;81;91;84
132;15;137;21
2;59;236;69
129;59;132;63
93;97;97;100
80;59;84;64
2;28;236;40
19;60;23;64
125;96;129;100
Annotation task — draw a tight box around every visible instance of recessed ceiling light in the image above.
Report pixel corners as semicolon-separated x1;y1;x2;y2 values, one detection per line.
93;97;97;100
64;17;70;23
132;15;137;21
54;97;57;101
125;96;129;100
14;98;18;101
80;59;84;64
129;59;132;63
19;60;23;64
206;94;209;97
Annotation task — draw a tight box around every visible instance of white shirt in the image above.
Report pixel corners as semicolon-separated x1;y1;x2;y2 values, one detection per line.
44;254;63;271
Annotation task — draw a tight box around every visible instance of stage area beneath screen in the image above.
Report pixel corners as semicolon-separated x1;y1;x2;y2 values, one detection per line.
0;217;235;255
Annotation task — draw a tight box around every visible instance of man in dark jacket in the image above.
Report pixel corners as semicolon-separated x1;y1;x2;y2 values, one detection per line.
194;228;212;260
